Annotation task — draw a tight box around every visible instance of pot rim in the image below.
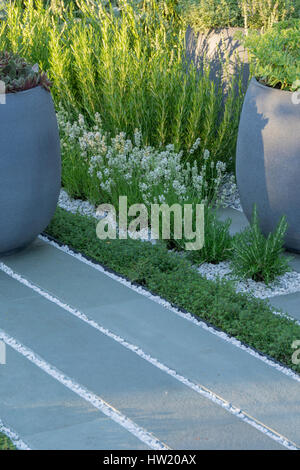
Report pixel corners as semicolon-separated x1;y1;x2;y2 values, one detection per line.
3;85;50;99
251;76;293;95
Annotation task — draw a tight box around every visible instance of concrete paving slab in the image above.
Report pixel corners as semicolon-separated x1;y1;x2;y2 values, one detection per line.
284;252;300;273
0;271;36;303
1;241;137;310
0;272;283;450
26;417;150;451
216;207;249;235
1;240;299;446
269;293;300;322
0;346;149;450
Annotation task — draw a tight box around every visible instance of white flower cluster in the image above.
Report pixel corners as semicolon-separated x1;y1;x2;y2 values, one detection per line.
57;107;227;207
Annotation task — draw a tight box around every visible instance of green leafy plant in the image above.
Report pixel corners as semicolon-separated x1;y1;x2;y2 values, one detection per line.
231;206;291;284
239;19;300;90
0;51;51;93
188;205;233;264
0;432;15;450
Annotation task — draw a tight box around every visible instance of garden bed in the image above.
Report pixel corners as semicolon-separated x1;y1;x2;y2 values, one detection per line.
45;206;300;374
1;0;300;376
58;188;300;301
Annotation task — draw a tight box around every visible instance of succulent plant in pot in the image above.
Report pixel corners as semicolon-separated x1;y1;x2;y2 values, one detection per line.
236;20;300;252
0;52;61;255
0;51;52;93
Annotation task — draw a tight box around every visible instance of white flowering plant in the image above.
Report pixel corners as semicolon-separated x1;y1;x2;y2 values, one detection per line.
58;107;227;208
57;107;230;249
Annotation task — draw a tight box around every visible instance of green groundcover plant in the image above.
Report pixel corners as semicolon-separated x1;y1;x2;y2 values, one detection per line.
240;19;300;90
231;206;291;284
179;0;299;31
0;433;15;450
46;207;300;373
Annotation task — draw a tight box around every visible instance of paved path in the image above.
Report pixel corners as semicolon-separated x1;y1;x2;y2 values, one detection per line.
0;214;299;449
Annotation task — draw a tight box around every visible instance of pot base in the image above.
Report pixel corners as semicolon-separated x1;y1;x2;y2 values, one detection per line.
0;239;35;257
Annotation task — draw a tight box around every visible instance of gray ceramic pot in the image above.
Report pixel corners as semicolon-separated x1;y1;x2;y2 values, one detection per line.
0;86;61;255
236;78;300;252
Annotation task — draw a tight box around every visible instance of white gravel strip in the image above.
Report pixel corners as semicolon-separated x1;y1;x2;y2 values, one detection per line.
197;261;300;301
58;189;103;219
0;329;169;451
0;419;31;450
58;189;154;242
0;260;298;450
58;183;243;219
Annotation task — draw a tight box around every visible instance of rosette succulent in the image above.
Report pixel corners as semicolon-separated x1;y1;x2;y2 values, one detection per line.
0;51;52;93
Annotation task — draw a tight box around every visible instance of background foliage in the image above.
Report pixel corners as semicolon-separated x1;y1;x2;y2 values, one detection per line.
0;0;243;166
178;0;300;31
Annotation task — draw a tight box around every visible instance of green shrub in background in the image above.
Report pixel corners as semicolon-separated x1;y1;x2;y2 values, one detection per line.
178;0;242;30
178;0;299;31
241;0;299;30
231;206;291;284
0;0;243;166
239;19;300;90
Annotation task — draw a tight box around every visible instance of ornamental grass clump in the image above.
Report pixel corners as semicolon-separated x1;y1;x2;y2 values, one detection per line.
0;51;51;93
231;206;291;284
187;205;233;264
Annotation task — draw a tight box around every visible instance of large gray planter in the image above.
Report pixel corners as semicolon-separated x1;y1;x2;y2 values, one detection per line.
236;78;300;252
0;86;61;255
185;26;250;94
